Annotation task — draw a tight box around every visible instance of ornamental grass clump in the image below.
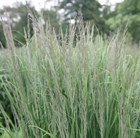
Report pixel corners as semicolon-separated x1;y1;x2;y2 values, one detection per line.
0;20;140;138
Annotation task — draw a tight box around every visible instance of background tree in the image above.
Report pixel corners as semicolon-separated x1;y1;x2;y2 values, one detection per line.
106;0;140;42
12;2;38;46
59;0;108;33
0;2;61;48
0;2;38;47
41;9;60;33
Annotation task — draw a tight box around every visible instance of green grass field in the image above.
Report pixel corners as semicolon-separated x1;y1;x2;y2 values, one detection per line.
0;23;140;138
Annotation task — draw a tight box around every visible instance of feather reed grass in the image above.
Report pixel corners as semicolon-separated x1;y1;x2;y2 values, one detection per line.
0;21;140;138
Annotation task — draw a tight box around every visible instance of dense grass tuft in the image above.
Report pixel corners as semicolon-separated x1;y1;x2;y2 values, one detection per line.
0;23;140;138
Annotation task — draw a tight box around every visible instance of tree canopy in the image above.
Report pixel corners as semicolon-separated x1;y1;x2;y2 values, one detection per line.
106;0;140;42
59;0;109;32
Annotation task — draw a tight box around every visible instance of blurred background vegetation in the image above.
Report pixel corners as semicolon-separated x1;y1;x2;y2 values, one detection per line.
0;0;139;48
